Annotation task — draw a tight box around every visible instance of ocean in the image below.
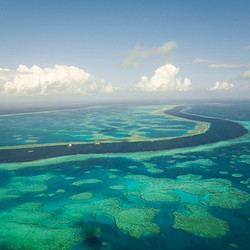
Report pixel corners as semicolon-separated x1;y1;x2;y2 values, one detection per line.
0;102;249;249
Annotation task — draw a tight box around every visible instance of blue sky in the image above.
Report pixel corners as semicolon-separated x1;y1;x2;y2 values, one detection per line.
0;0;249;100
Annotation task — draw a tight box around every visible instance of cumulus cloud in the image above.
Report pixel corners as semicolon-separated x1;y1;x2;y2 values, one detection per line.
209;81;234;91
0;68;11;82
239;69;250;80
122;41;177;68
129;64;191;92
0;64;114;96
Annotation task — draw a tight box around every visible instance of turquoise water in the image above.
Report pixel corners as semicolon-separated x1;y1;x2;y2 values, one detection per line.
0;103;249;249
0;105;196;147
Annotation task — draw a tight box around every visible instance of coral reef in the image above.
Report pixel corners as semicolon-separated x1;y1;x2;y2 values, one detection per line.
72;178;103;186
172;203;229;237
70;192;94;200
232;173;243;178
174;159;214;168
109;185;127;190
124;174;180;202
0;202;85;249
124;174;250;209
64;197;160;239
147;168;164;174
114;207;160;238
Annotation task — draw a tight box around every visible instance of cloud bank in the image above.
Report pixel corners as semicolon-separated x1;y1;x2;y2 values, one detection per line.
0;63;191;96
129;64;191;92
0;65;114;96
122;41;177;68
209;81;233;91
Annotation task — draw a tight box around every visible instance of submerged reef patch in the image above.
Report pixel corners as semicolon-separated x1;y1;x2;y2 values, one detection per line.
107;173;118;179
0;202;84;249
114;207;160;239
174;159;214;168
109;168;120;172
219;171;228;175
72;178;103;186
70;192;94;200
232;173;244;178
200;185;250;209
18;184;48;193
0;188;20;202
63;197;160;239
2;174;54;197
141;191;180;203
109;185;127;190
124;174;180;203
240;178;250;185
172;203;229;237
0;222;83;250
147;168;164;174
56;188;66;193
128;165;139;169
124;174;250;209
239;155;250;164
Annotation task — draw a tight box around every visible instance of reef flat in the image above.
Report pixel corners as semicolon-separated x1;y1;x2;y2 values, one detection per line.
0;105;199;150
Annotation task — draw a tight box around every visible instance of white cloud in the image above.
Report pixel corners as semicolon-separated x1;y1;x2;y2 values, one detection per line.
239;69;250;80
0;64;114;96
129;64;191;92
85;80;114;94
122;41;177;68
209;63;250;68
191;58;250;69
192;58;214;64
209;81;234;91
0;70;10;82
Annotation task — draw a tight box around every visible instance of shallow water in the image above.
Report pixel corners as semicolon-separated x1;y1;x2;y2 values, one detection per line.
0;103;249;249
0;105;196;147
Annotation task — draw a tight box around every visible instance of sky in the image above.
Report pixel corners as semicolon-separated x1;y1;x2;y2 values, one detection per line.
0;0;250;101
